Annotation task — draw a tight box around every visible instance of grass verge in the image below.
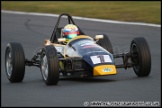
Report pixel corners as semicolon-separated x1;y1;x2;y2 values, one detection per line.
1;1;161;24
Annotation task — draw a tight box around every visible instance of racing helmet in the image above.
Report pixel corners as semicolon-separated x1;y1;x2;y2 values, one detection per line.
62;24;79;42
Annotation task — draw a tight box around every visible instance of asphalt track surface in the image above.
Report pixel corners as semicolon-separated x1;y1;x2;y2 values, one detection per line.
1;12;161;107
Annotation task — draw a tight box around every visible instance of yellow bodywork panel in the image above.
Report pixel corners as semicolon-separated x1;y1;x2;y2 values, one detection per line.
67;35;94;45
93;65;117;76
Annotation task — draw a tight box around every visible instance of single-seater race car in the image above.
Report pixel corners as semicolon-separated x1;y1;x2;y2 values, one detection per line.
5;13;151;85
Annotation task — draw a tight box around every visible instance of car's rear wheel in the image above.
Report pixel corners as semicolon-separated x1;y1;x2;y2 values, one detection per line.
40;45;59;85
130;37;151;77
5;42;25;82
96;34;113;54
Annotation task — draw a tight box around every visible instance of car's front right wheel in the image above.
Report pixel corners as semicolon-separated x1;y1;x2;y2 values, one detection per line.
40;45;59;85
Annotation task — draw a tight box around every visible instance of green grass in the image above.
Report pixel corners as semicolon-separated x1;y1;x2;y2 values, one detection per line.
1;1;161;24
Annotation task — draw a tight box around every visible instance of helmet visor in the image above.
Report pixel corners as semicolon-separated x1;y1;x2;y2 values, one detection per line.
67;34;77;39
64;31;79;39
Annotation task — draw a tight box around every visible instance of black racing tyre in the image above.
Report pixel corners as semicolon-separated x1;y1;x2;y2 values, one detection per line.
130;37;151;77
5;42;25;82
96;34;113;54
40;45;59;85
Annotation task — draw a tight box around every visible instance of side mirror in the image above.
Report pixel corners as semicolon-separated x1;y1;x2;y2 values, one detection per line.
58;38;66;43
95;35;103;40
44;39;51;45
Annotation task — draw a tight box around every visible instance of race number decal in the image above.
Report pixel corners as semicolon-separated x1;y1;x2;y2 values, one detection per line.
90;55;112;64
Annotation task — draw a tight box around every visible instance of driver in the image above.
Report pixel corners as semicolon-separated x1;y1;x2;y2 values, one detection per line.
62;24;79;43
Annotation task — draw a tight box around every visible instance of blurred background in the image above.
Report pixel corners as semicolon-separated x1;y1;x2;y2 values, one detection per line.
1;1;161;24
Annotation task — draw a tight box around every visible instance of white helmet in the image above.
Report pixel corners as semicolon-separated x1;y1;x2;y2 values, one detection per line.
62;24;79;42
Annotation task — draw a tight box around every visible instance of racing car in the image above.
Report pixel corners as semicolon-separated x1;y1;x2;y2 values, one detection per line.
5;13;151;85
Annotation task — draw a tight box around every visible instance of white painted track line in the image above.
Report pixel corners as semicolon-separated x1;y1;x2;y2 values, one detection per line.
1;10;161;27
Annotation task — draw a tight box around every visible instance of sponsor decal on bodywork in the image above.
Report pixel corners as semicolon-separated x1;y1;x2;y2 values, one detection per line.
93;65;117;76
102;67;113;72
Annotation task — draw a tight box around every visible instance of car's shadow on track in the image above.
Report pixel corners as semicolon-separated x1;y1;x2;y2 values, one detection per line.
59;74;152;84
59;77;117;83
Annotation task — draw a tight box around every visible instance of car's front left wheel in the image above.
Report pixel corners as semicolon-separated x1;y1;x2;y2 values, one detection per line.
130;37;151;77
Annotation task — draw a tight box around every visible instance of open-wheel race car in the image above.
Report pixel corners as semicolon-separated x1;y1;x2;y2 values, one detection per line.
5;13;151;85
